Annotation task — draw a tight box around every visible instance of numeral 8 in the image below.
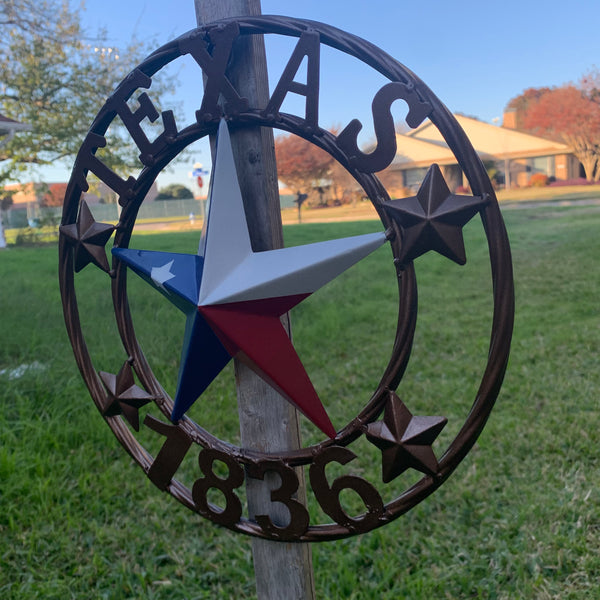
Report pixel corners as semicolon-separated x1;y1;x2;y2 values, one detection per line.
192;449;244;526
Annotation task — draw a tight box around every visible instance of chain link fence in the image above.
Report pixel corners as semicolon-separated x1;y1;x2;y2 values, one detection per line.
4;198;208;229
3;194;300;235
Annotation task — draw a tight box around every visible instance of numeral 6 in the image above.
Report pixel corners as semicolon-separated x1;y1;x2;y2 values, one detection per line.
309;446;384;531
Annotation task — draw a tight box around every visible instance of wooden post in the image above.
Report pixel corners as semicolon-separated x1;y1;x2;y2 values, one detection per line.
194;2;316;599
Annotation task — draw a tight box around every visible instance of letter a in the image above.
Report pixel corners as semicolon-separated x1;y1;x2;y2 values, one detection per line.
264;31;320;130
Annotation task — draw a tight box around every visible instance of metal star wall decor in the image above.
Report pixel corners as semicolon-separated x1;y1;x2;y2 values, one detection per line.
59;200;115;272
59;16;514;542
366;392;447;482
384;164;489;266
99;361;154;431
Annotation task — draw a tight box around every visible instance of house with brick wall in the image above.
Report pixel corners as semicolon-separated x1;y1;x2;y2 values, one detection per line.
387;114;580;192
3;180;159;208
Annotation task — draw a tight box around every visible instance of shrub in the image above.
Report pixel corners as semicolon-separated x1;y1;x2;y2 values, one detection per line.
529;173;548;187
156;183;194;200
548;177;594;187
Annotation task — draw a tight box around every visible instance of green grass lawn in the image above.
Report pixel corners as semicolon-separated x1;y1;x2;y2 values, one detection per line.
0;204;599;598
496;183;600;204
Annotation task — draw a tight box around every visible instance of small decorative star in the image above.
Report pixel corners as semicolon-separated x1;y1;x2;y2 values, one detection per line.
113;120;388;438
60;200;115;272
98;361;154;431
384;164;488;266
365;391;447;482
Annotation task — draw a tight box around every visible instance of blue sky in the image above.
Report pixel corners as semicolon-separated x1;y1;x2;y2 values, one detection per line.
42;0;599;188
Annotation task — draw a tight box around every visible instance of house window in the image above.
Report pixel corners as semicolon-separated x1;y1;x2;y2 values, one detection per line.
403;167;429;191
528;156;555;177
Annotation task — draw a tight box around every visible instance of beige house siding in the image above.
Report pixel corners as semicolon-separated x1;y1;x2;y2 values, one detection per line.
409;115;570;160
389;114;580;191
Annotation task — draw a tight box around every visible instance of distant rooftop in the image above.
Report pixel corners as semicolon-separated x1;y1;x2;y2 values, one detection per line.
0;112;22;125
0;112;31;146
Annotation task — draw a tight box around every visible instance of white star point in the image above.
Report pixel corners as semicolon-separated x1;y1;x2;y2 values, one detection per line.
151;260;175;290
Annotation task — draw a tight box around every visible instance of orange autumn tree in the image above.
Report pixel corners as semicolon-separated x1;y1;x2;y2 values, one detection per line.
40;182;68;207
509;85;600;181
505;87;552;130
525;86;600;181
274;133;334;210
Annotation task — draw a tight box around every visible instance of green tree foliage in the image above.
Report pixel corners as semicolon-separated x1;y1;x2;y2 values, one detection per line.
0;191;13;211
0;0;175;182
156;183;194;200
